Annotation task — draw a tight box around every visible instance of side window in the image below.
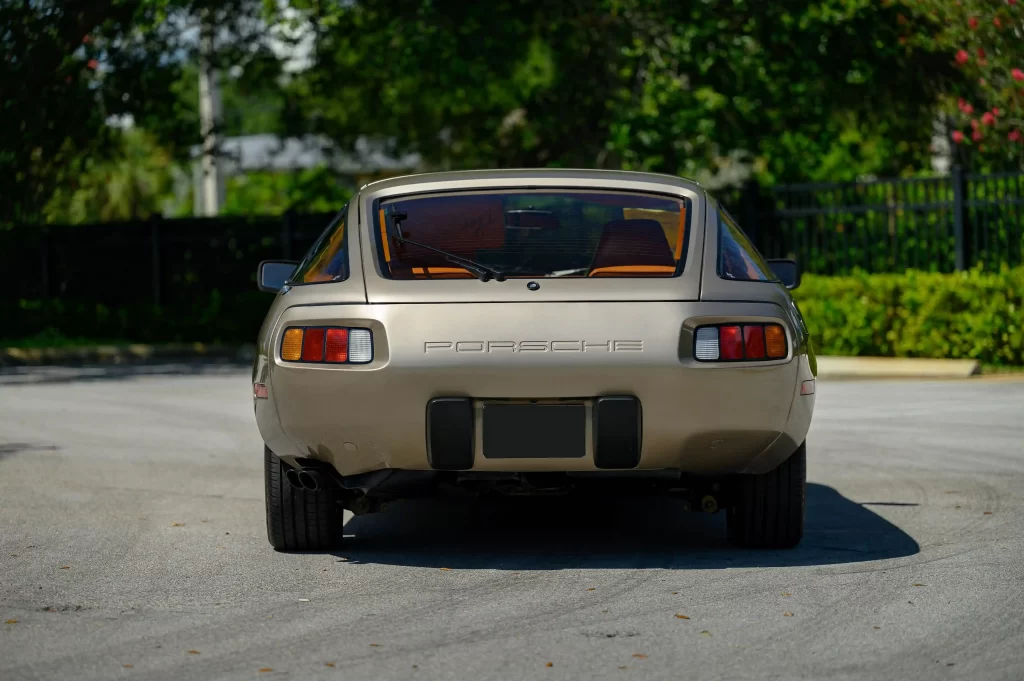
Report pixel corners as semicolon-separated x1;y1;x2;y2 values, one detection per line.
718;208;774;282
291;204;349;284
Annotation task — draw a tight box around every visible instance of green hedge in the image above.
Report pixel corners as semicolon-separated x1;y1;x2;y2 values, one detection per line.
4;267;1023;366
793;267;1024;366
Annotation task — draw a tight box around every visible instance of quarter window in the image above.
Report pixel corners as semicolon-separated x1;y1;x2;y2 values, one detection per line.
290;204;349;284
718;208;775;282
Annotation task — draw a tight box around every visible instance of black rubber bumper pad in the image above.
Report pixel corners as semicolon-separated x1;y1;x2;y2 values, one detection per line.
426;397;474;470
593;396;643;469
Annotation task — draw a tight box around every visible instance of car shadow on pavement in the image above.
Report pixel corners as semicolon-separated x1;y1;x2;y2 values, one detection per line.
336;483;920;570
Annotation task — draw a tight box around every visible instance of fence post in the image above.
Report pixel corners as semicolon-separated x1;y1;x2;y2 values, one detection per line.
952;165;969;271
741;179;761;251
150;215;162;306
40;227;52;298
281;210;293;260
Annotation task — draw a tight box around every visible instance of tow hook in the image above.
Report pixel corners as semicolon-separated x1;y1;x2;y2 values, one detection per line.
700;495;719;514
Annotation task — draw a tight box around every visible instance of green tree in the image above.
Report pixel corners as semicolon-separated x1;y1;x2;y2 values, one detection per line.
904;0;1024;169
43;128;177;223
282;0;956;185
0;0;282;225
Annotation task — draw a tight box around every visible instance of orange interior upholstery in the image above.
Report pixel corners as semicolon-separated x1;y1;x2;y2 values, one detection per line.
588;219;677;275
588;265;677;277
411;266;475;279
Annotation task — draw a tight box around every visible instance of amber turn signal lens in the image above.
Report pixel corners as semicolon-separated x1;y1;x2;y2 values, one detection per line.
765;324;787;358
281;328;303;361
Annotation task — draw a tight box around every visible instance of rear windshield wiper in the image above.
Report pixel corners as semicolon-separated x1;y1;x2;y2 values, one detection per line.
390;212;505;282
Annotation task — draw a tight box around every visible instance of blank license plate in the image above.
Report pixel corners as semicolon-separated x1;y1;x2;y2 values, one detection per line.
482;403;586;459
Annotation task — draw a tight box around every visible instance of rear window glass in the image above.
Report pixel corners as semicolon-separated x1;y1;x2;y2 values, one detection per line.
374;190;690;280
290;204;349;284
718;208;775;282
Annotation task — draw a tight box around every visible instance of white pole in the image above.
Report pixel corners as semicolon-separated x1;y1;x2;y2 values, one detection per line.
198;9;224;216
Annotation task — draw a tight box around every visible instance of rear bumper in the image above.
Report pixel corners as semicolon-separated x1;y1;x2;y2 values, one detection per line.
255;301;815;477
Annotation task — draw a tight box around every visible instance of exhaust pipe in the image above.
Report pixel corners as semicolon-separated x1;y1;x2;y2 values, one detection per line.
285;468;302;489
296;469;325;492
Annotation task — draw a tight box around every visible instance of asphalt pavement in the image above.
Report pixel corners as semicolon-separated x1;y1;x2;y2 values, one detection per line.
1;365;1022;680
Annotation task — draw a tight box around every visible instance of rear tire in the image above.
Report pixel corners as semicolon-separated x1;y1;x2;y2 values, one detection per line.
265;445;344;551
727;442;806;549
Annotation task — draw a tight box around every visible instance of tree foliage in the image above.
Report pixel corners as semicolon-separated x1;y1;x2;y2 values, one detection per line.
904;0;1024;169
283;0;956;185
0;0;280;224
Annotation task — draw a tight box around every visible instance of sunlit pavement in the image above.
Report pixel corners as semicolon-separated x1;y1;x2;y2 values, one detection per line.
1;367;1022;680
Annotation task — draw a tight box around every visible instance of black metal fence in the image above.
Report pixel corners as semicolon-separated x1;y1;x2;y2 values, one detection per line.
724;167;1024;275
1;167;1022;312
0;212;333;307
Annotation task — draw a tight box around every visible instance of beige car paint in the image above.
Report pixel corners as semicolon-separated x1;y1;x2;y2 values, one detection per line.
253;169;815;479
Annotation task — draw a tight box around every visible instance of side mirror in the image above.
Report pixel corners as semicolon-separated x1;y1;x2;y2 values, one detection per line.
766;259;800;289
257;260;299;293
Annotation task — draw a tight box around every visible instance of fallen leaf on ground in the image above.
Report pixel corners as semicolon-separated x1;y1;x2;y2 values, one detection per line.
675;614;690;620
984;512;993;515
947;663;955;667
188;650;200;655
618;666;628;670
873;626;881;630
5;619;17;624
60;566;70;570
298;598;310;602
439;567;452;571
335;558;348;562
259;668;273;673
670;591;678;595
370;643;381;647
171;523;184;527
122;664;133;669
586;588;596;591
545;662;553;667
783;612;793;617
945;490;958;494
324;663;335;668
201;520;208;523
955;505;962;509
912;584;926;587
781;592;791;597
632;654;647;659
700;631;711;637
216;546;224;550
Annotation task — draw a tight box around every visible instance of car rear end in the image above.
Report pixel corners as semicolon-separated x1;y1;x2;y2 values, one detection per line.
254;170;815;550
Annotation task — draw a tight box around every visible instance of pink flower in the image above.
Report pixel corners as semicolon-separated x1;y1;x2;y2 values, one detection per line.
972;129;983;142
971;119;980;129
979;78;987;86
1009;0;1017;6
994;17;1003;28
982;112;996;126
956;50;970;65
952;130;965;144
87;59;98;70
969;17;978;29
1013;69;1024;82
993;107;1001;116
1009;130;1022;143
977;48;986;59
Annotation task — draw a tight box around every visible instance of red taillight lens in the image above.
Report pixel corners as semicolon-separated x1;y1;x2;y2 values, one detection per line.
719;325;744;360
301;328;326;361
743;325;766;360
325;328;349;363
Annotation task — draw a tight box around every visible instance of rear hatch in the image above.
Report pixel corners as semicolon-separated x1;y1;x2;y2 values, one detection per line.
358;184;704;303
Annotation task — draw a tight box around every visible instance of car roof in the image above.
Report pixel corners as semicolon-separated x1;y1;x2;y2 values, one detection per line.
359;168;703;194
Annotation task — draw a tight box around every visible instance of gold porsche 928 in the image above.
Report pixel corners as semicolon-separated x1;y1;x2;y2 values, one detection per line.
253;169;816;551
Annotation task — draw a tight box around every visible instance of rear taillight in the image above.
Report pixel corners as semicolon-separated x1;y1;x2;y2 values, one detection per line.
280;326;373;364
693;323;787;362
